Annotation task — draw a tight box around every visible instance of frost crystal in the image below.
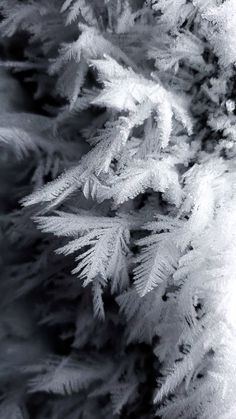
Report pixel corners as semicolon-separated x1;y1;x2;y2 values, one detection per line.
1;1;236;418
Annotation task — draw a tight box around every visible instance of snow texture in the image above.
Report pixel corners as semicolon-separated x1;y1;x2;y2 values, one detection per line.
0;1;236;418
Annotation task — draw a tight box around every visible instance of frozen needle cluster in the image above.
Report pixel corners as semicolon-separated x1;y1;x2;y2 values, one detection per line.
1;1;236;418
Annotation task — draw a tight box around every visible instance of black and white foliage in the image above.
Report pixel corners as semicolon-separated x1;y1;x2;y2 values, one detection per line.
1;0;236;418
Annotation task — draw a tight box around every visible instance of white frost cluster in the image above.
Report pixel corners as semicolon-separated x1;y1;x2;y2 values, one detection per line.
1;0;236;418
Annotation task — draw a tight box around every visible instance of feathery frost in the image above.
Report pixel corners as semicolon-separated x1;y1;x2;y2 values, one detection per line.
1;0;236;418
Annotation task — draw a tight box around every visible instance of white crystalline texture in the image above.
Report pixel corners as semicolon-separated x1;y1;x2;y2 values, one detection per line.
0;0;236;418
